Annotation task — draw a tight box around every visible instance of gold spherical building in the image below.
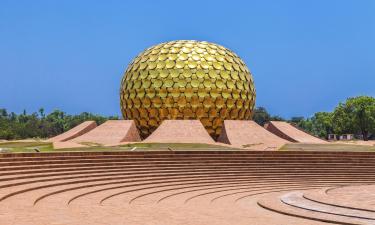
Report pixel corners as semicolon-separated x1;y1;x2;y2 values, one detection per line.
120;40;256;139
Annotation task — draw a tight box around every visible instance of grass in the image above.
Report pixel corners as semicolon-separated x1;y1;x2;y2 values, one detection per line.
280;143;375;152
0;141;237;153
1;141;375;153
0;141;54;152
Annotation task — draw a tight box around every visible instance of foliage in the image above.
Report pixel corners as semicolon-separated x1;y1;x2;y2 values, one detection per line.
292;96;375;140
253;107;285;126
0;108;118;140
310;112;334;138
332;96;375;140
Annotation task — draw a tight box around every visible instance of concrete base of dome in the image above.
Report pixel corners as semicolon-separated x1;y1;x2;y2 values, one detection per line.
143;120;216;144
218;120;289;150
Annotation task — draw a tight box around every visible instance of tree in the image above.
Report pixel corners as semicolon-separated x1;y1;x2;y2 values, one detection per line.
252;107;271;126
290;117;305;124
310;112;333;139
332;96;375;141
0;108;118;140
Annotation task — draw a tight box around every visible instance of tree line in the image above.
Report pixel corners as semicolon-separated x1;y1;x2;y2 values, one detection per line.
253;96;375;141
1;95;374;141
0;109;118;140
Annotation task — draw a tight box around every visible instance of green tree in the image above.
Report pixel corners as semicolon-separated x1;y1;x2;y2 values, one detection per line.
310;112;333;139
252;107;271;126
293;118;314;134
0;108;118;140
332;96;375;141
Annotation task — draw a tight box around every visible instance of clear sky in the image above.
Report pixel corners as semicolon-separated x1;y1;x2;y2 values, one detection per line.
0;0;374;118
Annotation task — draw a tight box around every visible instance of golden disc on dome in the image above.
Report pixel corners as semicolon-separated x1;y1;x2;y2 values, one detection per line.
208;108;218;118
133;80;142;89
184;88;194;97
188;61;198;68
213;62;222;70
178;53;188;61
148;54;158;61
148;108;158;117
140;70;148;79
177;79;187;88
203;80;212;88
177;97;187;107
236;99;244;108
224;62;233;71
232;89;240;99
148;119;158;127
149;70;158;78
157;89;168;98
175;60;185;68
226;80;235;89
146;88;155;98
210;89;220;98
163;79;173;88
147;61;157;70
181;47;191;53
170;69;179;78
220;70;230;79
136;89;145;98
160;48;168;54
152;80;163;88
203;97;213;108
191;79;200;88
191;54;201;61
170;47;179;53
142;97;151;108
196;107;205;118
215;97;225;108
215;55;225;62
167;54;177;61
156;61;165;69
170;88;180;98
195;47;205;53
159;108;168;118
169;108;179;118
208;70;217;79
222;89;231;99
215;80;225;89
196;70;206;78
164;97;174;107
142;80;151;89
227;99;235;108
191;96;200;107
133;98;141;108
159;69;169;78
139;62;147;70
182;69;192;78
198;89;207;98
200;61;210;69
158;54;167;61
204;54;215;61
183;108;193;117
152;97;162;107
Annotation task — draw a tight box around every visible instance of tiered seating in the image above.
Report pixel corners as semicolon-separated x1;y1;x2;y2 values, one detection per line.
0;151;375;225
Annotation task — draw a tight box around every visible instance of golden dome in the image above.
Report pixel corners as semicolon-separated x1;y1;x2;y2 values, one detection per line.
120;40;256;139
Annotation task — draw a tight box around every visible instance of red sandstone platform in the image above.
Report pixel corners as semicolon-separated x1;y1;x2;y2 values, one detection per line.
143;120;215;144
48;121;97;142
265;121;327;143
0;151;375;225
218;120;290;150
71;120;141;145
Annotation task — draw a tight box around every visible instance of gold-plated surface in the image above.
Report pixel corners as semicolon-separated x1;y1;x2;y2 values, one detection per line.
120;40;256;139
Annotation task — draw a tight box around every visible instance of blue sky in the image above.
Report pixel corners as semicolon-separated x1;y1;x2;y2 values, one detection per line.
0;0;374;118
